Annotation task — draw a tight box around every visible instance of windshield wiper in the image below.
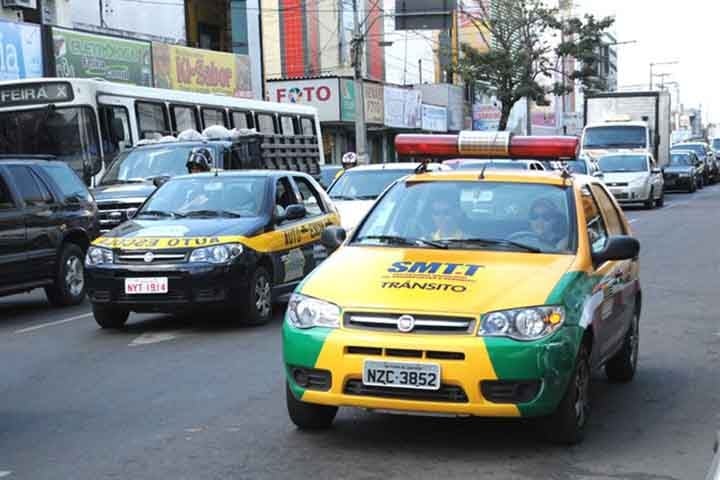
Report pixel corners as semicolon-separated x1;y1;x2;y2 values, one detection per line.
183;210;242;218
136;210;175;218
354;194;378;200
101;179;144;186
354;235;447;249
438;237;542;253
330;195;358;200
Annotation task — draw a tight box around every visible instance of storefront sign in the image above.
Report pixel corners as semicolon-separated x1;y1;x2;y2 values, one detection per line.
153;42;252;98
52;28;152;86
0;82;73;107
0;19;43;81
473;104;501;131
364;82;385;124
422;104;448;132
384;86;421;129
340;79;356;122
267;78;340;122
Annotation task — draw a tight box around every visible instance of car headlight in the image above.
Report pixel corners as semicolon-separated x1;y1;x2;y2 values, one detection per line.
286;293;341;329
479;306;564;341
85;246;113;266
188;243;243;264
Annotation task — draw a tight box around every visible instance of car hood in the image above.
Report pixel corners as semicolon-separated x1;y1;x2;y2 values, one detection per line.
93;217;267;250
92;182;156;203
602;171;649;184
663;165;694;174
333;200;376;230
300;246;576;316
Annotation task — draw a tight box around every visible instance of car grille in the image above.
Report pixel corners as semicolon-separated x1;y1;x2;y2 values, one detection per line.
97;201;143;232
115;250;188;264
606;182;628;187
612;192;630;199
344;312;475;334
345;346;465;361
344;379;469;403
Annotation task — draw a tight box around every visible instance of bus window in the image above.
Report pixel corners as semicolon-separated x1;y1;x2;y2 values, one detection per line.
232;110;251;129
300;117;315;137
99;105;131;161
280;115;296;135
256;113;276;134
202;108;227;128
136;101;168;138
171;105;199;132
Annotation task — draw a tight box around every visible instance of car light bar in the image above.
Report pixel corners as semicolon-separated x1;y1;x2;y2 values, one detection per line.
395;132;579;160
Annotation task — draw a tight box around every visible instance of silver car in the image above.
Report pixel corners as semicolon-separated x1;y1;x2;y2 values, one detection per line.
598;152;665;209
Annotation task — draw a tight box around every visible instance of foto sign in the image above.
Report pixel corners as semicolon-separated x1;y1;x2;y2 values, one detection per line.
268;78;340;122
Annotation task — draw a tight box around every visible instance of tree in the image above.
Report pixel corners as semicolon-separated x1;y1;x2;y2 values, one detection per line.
456;0;614;131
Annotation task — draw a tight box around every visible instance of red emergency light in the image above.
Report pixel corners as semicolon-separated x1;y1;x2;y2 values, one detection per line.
395;132;579;160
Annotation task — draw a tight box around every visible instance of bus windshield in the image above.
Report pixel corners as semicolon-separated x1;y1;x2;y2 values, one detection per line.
0;106;100;180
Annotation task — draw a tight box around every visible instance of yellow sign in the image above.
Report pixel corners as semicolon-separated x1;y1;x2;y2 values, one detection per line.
152;42;252;98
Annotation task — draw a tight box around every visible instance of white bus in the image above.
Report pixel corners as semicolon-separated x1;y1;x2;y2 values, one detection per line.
0;78;324;185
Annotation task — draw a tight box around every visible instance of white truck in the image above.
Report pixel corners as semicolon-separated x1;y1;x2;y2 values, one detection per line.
581;91;672;167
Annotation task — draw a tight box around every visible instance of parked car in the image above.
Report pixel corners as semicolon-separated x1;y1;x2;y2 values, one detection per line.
318;165;343;190
598;152;664;209
663;151;701;193
671;142;717;185
0;156;99;305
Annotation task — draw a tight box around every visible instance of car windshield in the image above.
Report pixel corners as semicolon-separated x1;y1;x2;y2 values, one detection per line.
101;145;213;185
139;176;267;218
598;155;648;172
672;144;705;157
564;161;588;174
583;126;647;149
669;154;691;166
0;106;100;181
328;168;415;200
457;161;528;170
353;180;575;254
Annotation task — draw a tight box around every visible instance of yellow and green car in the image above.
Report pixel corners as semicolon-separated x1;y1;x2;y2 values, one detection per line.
283;154;641;444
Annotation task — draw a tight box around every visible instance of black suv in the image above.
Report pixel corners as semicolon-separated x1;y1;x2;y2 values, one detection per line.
0;157;99;306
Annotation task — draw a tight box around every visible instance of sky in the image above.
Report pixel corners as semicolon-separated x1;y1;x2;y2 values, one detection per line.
577;0;720;124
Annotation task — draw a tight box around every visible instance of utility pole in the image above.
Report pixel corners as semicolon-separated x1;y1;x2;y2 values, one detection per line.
649;60;679;90
419;59;423;84
352;0;368;164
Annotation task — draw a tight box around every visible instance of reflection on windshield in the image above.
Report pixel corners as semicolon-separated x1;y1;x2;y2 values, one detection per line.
353;180;574;254
583;126;647;149
669;154;691;166
599;155;648;173
140;176;267;218
101;145;206;185
329;169;414;200
0;107;100;180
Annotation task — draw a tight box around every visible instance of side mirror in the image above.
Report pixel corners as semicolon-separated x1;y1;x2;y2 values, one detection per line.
153;176;170;188
282;204;306;222
110;118;126;144
321;226;347;251
592;235;640;265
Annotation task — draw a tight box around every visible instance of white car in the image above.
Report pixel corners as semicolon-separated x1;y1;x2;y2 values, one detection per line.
598;152;664;209
327;162;447;230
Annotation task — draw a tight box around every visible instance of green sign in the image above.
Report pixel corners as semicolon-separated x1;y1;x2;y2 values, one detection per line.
52;28;153;86
340;79;356;122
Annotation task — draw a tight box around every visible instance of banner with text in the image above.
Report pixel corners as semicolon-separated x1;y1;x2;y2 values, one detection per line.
0;20;43;81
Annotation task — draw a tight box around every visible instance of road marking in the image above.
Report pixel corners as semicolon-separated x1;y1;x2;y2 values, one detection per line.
129;331;183;347
15;313;92;334
0;471;12;478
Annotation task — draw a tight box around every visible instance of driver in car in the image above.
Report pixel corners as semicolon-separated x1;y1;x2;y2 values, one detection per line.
428;189;465;241
527;198;569;250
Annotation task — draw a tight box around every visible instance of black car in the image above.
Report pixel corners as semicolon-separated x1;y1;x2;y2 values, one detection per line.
671;142;717;185
0;157;99;305
85;170;340;328
663;151;701;193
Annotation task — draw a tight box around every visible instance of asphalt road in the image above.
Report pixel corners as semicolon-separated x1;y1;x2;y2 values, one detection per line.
1;188;719;480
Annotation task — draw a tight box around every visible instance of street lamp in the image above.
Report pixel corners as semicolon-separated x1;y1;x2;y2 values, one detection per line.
649;60;679;90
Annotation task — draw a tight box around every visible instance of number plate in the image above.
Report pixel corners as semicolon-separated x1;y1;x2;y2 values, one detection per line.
362;360;441;391
124;277;168;295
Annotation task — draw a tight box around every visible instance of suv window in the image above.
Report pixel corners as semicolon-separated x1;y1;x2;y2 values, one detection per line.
590;184;625;236
581;184;608;254
0;174;15;209
7;166;54;206
39;163;92;204
293;176;324;216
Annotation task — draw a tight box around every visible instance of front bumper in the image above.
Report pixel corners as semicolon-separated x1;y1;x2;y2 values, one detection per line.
663;174;693;190
607;184;651;203
86;261;251;313
283;322;582;418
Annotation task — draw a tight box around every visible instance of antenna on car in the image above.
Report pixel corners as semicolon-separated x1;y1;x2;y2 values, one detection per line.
414;159;430;174
478;163;488;180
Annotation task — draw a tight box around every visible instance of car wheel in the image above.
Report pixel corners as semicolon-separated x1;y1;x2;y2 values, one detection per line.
45;243;86;307
543;344;591;445
286;382;337;430
643;188;655;209
243;266;273;325
93;304;129;329
605;312;639;382
689;179;696;193
655;190;664;207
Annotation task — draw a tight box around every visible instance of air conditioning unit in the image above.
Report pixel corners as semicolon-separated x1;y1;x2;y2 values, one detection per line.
2;0;37;9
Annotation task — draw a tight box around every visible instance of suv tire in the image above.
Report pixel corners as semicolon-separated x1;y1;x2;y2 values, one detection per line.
93;305;129;329
45;243;86;307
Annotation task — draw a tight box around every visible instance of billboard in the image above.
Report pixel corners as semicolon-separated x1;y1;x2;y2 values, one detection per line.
153;43;252;98
52;28;152;86
268;78;341;122
384;86;421;129
364;82;385;124
422;104;448;132
395;0;455;30
0;19;43;81
473;104;501;131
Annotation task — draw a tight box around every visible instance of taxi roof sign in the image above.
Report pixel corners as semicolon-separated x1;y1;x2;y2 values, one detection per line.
395;131;579;160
